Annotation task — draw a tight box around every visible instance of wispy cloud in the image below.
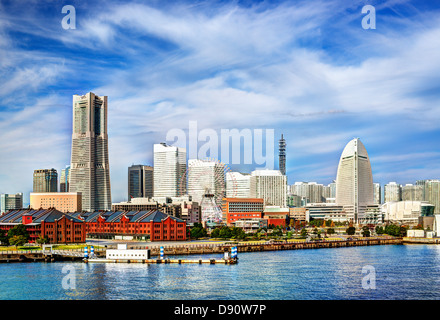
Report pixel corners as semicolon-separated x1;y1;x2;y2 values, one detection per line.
0;0;440;202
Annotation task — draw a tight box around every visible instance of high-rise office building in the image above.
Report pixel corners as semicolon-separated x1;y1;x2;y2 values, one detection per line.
279;134;286;176
290;182;325;204
402;184;423;202
373;183;381;204
60;165;70;192
153;143;187;197
419;180;440;214
250;169;287;207
226;172;251;198
384;182;402;203
0;193;23;214
329;181;336;198
33;169;58;193
187;159;225;204
128;165;154;199
335;138;374;223
69;92;112;211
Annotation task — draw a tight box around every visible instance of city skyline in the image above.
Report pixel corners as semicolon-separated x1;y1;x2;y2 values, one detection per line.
1;0;440;204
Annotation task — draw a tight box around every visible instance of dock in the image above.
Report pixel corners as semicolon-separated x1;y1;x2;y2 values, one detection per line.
0;237;403;263
84;258;238;264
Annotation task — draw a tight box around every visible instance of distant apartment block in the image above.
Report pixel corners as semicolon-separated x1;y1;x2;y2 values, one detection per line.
128;165;153;199
0;193;23;214
384;182;402;203
250;169;287;207
226;172;251;198
33;168;58;192
60;165;70;192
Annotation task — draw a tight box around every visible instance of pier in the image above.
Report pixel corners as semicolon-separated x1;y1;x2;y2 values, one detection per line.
0;237;402;263
84;258;238;264
139;237;403;256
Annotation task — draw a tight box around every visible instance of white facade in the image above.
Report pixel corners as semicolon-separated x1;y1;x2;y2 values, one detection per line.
106;246;151;260
382;201;426;224
250;170;287;207
153;143;187;197
226;172;251;198
335;138;374;223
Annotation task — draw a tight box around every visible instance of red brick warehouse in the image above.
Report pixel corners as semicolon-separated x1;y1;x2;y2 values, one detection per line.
0;208;86;244
78;209;187;241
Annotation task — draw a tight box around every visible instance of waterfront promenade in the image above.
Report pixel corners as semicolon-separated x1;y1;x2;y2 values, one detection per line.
0;236;402;263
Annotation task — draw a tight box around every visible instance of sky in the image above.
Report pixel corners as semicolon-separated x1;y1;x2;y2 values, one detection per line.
0;0;440;204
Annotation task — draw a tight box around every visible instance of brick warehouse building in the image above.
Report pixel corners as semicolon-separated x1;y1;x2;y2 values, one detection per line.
78;209;187;241
0;208;187;243
0;208;85;243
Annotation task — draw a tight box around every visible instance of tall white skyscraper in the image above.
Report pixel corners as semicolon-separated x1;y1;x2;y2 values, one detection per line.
226;172;251;198
153;143;187;197
187;159;225;204
69;92;111;211
335;138;374;223
250;169;287;207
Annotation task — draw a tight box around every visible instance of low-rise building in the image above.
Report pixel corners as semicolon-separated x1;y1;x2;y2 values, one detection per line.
289;207;307;221
30;192;82;213
233;218;268;233
0;208;85;243
382;201;434;224
222;198;264;226
79;209;187;241
263;206;289;228
306;204;348;222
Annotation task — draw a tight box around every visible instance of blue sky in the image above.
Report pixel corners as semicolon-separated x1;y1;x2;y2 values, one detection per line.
1;0;440;204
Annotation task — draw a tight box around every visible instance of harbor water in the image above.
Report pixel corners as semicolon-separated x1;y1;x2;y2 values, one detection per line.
1;244;440;300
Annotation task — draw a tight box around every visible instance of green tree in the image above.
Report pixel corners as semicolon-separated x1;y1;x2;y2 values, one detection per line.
327;228;335;235
210;228;220;238
190;223;207;239
219;226;232;238
384;224;400;237
36;235;49;247
346;226;356;235
9;235;27;248
7;224;29;241
325;220;333;227
375;226;384;235
0;229;8;245
300;228;308;238
361;226;370;237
